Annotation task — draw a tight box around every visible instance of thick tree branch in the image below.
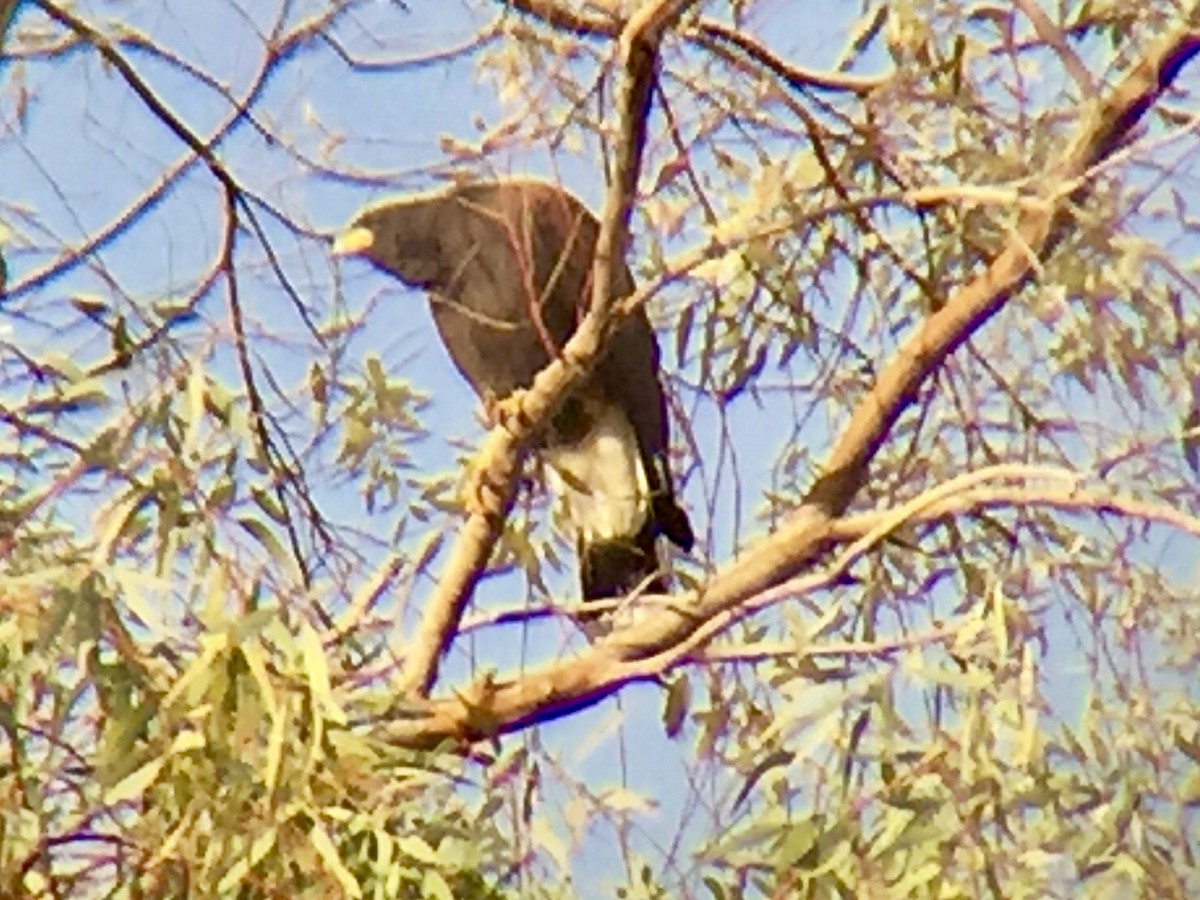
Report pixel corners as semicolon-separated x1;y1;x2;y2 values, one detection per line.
378;467;1200;749
398;0;701;698
383;10;1200;741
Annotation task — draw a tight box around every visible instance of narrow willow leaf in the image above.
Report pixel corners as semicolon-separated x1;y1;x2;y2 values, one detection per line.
104;755;166;805
309;821;362;898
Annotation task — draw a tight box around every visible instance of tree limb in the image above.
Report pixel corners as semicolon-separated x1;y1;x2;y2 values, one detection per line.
377;467;1200;749
382;8;1200;742
397;0;702;698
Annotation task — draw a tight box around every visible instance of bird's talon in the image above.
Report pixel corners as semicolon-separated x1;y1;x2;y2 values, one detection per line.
462;475;501;519
486;390;530;435
462;436;515;519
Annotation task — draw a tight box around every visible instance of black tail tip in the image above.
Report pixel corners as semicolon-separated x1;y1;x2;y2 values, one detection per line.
654;498;695;552
579;537;665;610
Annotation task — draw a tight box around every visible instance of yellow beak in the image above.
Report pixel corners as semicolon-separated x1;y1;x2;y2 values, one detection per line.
331;226;375;256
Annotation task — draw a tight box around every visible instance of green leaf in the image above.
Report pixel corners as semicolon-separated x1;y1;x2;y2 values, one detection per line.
71;294;109;318
299;621;344;724
251;486;288;524
662;674;689;738
217;828;278;893
104;755;166;805
421;870;454;900
183;364;205;453
153;299;201;325
237;516;294;573
208;477;236;511
396;835;439;865
309;821;362;898
309;362;328;407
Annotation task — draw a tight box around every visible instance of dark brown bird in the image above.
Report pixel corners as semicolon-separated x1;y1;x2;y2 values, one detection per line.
332;178;693;607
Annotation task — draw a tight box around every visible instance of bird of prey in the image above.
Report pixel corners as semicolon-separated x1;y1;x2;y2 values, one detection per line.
332;178;694;607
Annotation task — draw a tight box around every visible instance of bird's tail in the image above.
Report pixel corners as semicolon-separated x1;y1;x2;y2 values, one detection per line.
646;452;695;552
579;522;665;608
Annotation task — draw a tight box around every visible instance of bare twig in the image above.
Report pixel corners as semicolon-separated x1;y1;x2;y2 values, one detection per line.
29;0;343;601
1011;0;1096;97
504;0;889;95
692;21;889;95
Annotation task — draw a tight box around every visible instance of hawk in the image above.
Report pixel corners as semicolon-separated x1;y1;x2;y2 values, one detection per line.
332;179;693;608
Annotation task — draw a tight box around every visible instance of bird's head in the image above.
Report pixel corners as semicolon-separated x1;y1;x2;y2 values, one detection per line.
331;198;442;287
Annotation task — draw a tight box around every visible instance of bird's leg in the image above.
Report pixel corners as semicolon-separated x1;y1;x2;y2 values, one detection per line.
462;390;524;519
481;387;534;435
465;438;518;518
462;444;517;519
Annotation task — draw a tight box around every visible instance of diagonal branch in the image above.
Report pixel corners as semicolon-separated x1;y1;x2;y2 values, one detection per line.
30;0;238;194
378;468;1200;749
397;0;701;698
383;9;1200;741
693;20;889;95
